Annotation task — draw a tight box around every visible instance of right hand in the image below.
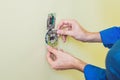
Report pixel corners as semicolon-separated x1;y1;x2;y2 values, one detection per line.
57;20;102;42
57;20;89;42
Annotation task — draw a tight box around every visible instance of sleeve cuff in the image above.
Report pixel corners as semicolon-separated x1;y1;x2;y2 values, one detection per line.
84;64;106;80
100;26;120;48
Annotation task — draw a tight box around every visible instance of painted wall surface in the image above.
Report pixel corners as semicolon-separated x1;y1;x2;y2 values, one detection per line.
0;0;119;80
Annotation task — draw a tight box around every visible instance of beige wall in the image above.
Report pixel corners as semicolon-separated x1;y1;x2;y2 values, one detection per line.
0;0;119;80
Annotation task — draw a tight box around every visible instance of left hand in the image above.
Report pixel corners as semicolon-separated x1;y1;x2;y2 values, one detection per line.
46;46;86;71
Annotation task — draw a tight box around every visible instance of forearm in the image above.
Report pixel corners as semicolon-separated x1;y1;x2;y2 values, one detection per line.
83;32;102;42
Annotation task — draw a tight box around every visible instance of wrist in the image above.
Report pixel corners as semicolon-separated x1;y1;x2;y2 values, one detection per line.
72;58;87;72
84;32;101;42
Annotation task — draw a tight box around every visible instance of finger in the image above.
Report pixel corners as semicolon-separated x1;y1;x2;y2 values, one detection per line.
64;35;67;42
57;27;69;37
57;30;72;36
62;36;65;42
62;36;67;43
47;45;57;55
50;53;56;61
63;28;69;42
57;20;72;30
57;21;68;30
46;52;54;65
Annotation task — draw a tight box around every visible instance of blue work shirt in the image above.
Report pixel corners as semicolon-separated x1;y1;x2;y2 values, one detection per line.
84;27;120;80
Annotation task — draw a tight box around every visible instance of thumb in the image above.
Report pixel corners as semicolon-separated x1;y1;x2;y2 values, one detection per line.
57;30;72;36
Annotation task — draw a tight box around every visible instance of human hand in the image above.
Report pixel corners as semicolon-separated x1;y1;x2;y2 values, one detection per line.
57;20;89;42
46;46;86;71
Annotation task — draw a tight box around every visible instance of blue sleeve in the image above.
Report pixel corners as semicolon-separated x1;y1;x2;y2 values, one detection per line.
100;27;120;48
84;64;107;80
